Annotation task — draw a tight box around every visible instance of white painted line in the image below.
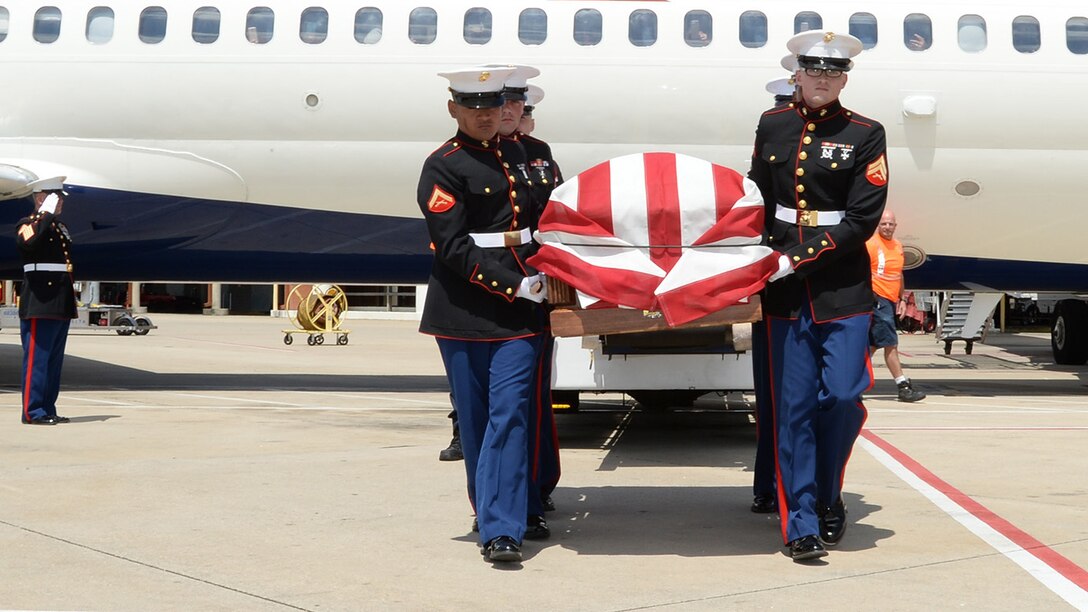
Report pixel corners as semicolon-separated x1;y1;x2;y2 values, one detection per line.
859;431;1088;608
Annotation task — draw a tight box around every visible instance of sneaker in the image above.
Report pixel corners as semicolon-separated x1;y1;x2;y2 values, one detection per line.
897;380;926;403
439;434;463;461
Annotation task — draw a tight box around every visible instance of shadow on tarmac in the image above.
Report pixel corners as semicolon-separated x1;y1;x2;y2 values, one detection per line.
0;344;449;393
503;488;892;560
537;409;894;559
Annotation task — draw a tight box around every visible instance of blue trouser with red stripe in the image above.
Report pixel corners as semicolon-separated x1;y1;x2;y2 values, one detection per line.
528;333;561;516
20;317;71;422
751;319;776;498
767;306;870;544
438;335;542;545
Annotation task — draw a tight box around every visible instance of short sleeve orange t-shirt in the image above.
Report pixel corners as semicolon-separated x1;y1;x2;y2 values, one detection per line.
866;234;903;302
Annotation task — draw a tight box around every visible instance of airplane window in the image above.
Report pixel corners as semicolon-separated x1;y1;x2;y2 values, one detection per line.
629;10;657;47
355;7;382;44
574;9;602;46
684;11;712;47
300;7;328;44
794;11;822;34
464;8;492;45
192;7;220;44
139;7;167;44
409;7;437;45
1066;17;1088;54
34;6;62;44
739;11;767;49
518;8;546;45
247;7;274;44
86;7;114;44
957;15;987;52
0;7;7;43
903;14;932;51
849;12;878;49
1012;16;1041;54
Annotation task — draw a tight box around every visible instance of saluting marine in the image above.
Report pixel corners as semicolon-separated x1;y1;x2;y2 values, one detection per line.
749;31;887;561
16;176;78;426
417;66;548;564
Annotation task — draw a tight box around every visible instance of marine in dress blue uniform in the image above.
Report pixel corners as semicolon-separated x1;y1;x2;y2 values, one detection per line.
748;31;888;561
751;71;799;515
16;176;78;426
418;67;547;563
505;79;564;522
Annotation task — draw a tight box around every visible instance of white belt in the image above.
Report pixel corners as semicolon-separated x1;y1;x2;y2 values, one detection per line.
775;204;844;227
24;263;69;273
469;228;531;248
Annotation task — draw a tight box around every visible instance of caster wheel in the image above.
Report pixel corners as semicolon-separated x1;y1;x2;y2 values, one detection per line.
284;334;293;345
337;335;348;345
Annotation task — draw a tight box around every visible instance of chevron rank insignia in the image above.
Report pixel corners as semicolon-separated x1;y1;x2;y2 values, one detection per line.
866;154;888;187
427;186;456;213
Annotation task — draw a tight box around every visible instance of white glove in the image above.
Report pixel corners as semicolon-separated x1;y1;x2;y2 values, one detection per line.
40;193;60;215
516;274;548;303
768;254;794;282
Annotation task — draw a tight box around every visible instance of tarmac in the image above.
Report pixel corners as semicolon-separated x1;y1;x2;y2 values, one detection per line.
1;314;1086;611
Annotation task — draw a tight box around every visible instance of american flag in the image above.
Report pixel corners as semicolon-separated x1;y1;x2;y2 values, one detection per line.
528;152;778;327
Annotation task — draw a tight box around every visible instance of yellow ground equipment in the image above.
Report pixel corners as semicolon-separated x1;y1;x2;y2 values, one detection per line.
282;284;350;346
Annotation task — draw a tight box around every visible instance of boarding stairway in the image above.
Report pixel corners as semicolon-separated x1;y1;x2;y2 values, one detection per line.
936;291;1002;354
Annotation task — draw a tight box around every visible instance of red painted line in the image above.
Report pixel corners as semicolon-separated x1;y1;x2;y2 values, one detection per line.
861;429;1088;590
868;427;1088;431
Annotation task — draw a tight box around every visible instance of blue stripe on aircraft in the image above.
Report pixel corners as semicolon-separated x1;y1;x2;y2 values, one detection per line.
0;186;433;283
1;186;1083;292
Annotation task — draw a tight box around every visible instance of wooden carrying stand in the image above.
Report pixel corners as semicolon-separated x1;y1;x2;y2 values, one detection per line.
546;276;762;338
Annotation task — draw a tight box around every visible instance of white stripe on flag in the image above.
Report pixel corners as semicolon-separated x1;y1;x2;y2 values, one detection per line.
675;154;717;247
551;174;579;212
736;177;764;209
609;154;649;247
534;238;665;278
654;246;775;295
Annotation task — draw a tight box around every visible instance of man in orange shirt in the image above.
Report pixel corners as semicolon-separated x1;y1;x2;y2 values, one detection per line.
867;210;926;402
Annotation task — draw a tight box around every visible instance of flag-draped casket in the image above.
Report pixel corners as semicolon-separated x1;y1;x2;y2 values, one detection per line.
527;152;778;335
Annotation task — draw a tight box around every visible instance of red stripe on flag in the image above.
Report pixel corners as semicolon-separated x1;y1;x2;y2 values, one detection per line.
655;256;779;325
644;153;682;271
537;201;616;239
528;246;659;310
712;163;747;221
576;161;614;234
692;206;764;246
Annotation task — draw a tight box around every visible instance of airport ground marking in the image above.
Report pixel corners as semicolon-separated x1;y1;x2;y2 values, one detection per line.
859;429;1088;608
0;519;313;611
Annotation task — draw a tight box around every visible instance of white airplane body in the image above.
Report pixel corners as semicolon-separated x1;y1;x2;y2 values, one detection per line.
1;0;1087;360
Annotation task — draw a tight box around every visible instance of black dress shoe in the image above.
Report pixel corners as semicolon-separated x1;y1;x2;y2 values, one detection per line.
751;493;777;514
524;515;550;540
472;518;478;532
818;497;847;546
53;415;71;423
484;536;522;563
789;535;828;561
23;416;59;425
543;495;555;512
438;434;463;461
